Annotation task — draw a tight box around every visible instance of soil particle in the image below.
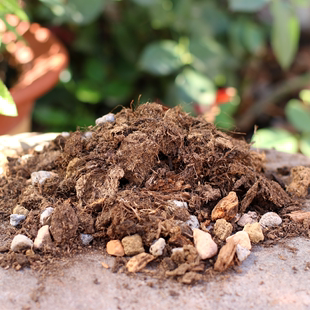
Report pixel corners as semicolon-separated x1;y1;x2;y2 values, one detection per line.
126;253;155;272
214;238;237;272
50;200;78;244
286;166;310;198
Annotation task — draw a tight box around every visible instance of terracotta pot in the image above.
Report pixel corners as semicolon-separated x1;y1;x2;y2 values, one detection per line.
0;20;69;135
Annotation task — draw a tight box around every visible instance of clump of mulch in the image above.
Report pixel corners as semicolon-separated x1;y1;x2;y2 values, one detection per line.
0;103;307;283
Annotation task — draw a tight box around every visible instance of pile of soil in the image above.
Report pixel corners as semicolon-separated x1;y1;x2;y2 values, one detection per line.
0;103;307;283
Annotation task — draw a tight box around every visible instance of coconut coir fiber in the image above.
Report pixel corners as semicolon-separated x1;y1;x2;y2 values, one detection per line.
0;103;305;281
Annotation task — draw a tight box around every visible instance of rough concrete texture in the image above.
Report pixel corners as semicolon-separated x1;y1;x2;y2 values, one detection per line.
1;140;310;309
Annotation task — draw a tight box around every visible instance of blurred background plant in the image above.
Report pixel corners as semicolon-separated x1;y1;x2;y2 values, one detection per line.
0;0;29;117
2;0;310;156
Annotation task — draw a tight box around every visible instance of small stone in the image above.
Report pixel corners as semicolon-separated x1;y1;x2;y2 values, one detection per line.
171;200;188;209
106;240;125;256
83;131;93;139
214;238;236;272
31;171;56;185
126;253;155;272
150;238;166;256
10;214;26;227
186;215;199;230
214;219;233;241
34;225;52;250
121;234;145;256
237;211;258;227
226;231;251;250
11;234;33;252
287;166;310;197
95;113;115;125
211;192;238;221
40;207;54;225
243;222;264;243
17;154;33;165
193;229;218;260
236;244;251;262
80;234;93;246
259;212;282;228
12;205;29;217
61;132;70;138
34;142;49;152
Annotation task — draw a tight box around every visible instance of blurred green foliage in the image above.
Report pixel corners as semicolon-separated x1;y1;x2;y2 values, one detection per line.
252;89;310;156
22;0;305;132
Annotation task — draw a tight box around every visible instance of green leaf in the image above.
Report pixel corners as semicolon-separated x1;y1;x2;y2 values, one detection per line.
243;21;265;54
0;80;18;117
175;68;216;106
75;81;102;104
251;128;298;154
271;0;300;70
1;0;28;20
300;133;310;156
299;89;310;104
131;0;157;6
285;99;310;132
228;0;269;12
139;40;184;75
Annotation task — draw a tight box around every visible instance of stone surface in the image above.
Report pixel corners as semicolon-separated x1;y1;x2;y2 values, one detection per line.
149;238;166;256
186;215;199;230
237;211;258;227
31;171;56;185
214;219;233;241
10;214;26;227
12;205;29;217
286;166;310;198
11;234;33;252
95;113;115;125
226;231;251;250
211;192;238;221
34;225;52;250
106;240;125;257
40;207;54;225
126;253;155;272
121;234;145;256
236;244;251;262
193;229;218;259
80;234;93;246
259;212;282;228
243;222;264;243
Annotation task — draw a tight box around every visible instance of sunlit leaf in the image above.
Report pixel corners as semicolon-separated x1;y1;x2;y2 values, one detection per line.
175;68;216;106
228;0;269;12
299;89;310;104
1;0;28;20
75;81;102;104
0;80;18;117
271;0;300;69
139;40;184;75
285;99;310;132
300;133;310;156
251;128;298;154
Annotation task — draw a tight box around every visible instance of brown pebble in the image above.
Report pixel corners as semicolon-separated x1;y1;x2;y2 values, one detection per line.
211;192;238;221
106;240;125;257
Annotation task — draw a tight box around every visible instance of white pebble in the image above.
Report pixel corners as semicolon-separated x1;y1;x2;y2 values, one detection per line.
237;211;258;227
226;231;251;250
80;234;93;245
83;132;93;139
34;142;49;152
150;238;166;256
236;244;251;262
186;215;199;230
193;229;218;259
171;200;188;209
34;225;52;249
171;247;184;254
259;212;282;228
61;132;70;138
40;207;54;225
11;234;33;252
95;113;115;125
17;154;33;165
31;171;55;185
10;214;26;227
